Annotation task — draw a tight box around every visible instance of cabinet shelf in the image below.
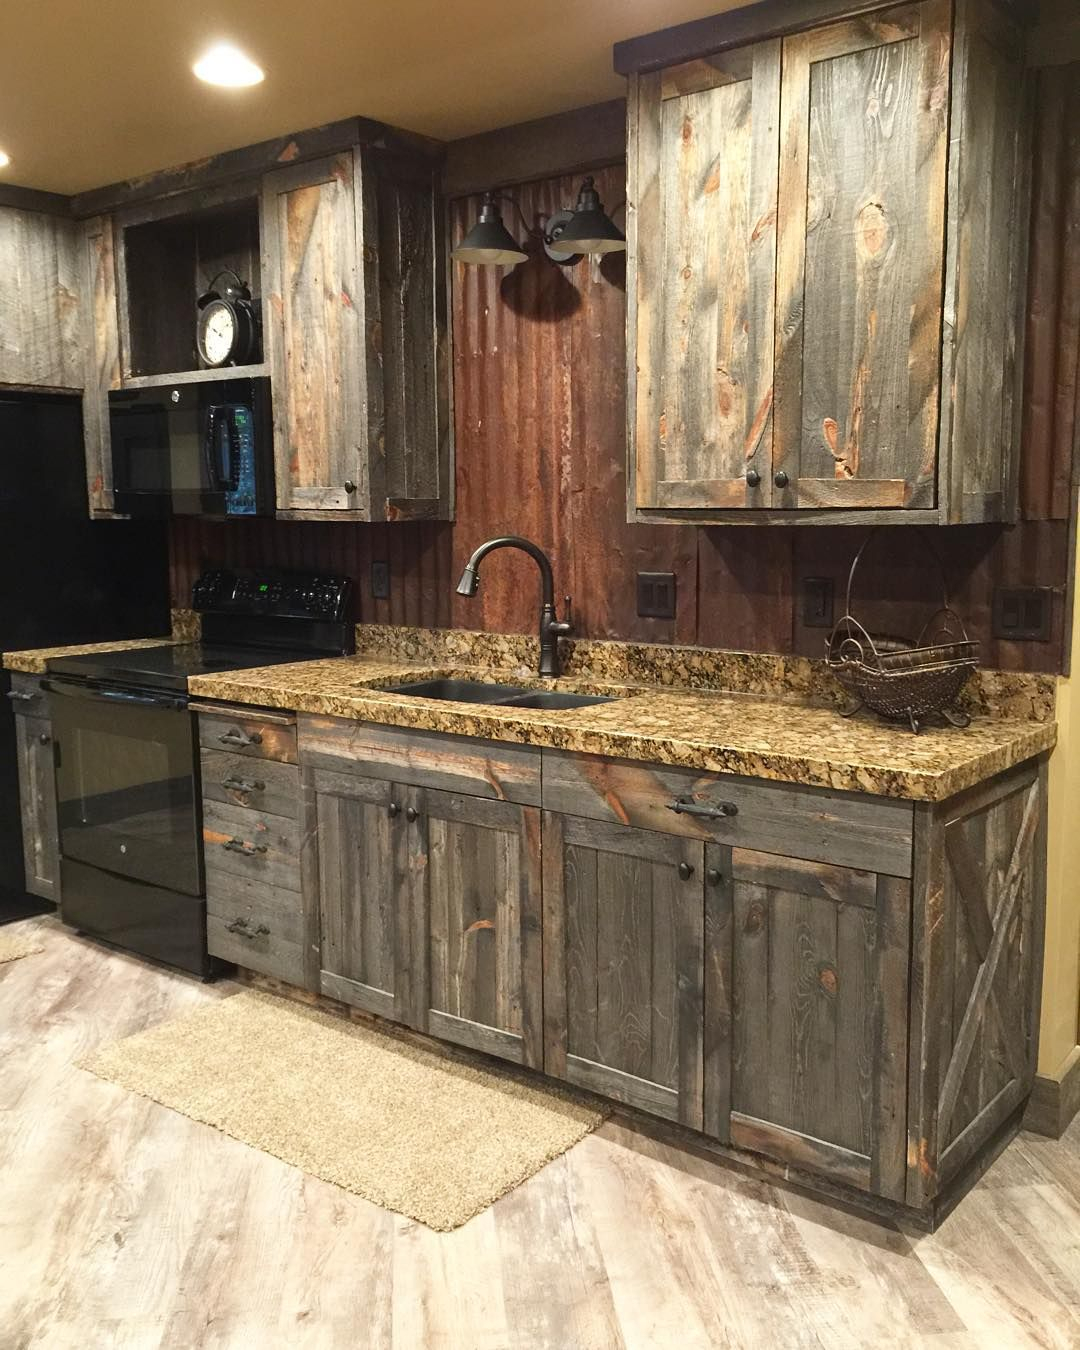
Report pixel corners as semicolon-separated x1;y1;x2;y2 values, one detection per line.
121;362;268;390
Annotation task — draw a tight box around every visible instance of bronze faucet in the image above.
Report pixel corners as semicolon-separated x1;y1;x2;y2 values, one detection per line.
456;536;573;677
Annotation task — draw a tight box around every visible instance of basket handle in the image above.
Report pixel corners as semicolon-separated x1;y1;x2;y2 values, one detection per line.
845;526;953;619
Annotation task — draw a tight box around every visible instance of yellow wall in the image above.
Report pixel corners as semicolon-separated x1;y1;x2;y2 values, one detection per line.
1040;520;1080;1080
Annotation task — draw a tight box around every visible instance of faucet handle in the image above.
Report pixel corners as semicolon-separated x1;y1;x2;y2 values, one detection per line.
562;595;573;630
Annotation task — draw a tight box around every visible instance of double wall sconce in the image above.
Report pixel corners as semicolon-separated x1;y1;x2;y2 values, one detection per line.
452;176;626;267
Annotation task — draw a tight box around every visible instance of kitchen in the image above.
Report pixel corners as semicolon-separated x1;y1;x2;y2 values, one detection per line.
1;0;1078;1345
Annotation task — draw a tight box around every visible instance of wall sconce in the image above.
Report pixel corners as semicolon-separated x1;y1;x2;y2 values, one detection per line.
452;177;626;268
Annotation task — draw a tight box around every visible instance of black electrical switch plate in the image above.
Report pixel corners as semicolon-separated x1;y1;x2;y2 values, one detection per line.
637;571;677;619
371;561;390;600
992;586;1052;642
802;576;835;629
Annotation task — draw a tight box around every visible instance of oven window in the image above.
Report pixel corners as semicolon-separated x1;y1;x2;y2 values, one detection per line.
51;691;201;896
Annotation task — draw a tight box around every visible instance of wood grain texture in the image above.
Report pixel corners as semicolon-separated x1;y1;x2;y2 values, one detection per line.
78;214;122;515
13;709;59;901
0;204;81;393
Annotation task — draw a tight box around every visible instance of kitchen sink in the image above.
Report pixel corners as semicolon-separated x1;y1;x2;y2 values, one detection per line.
498;691;615;710
379;678;530;703
378;679;614;711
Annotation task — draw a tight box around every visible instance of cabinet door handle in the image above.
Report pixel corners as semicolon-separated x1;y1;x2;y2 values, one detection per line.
218;729;263;748
678;861;694;882
745;469;761;488
221;775;265;794
667;796;738;821
38;732;51;746
405;806;419;823
774;470;789;489
225;916;270;939
388;801;401;818
344;480;357;494
222;836;268;857
6;690;37;702
706;867;724;887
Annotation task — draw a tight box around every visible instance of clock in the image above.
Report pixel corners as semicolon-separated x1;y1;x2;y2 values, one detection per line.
196;268;260;368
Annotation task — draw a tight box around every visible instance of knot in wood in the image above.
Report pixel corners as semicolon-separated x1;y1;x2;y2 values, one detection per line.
818;965;838;996
856;202;889;259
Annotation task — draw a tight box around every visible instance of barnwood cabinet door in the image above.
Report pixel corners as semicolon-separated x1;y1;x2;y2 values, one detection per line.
261;152;373;516
407;789;543;1067
14;711;60;902
542;813;706;1129
0;204;81;393
311;766;402;1018
773;0;950;511
79;215;122;516
722;849;910;1201
629;40;782;511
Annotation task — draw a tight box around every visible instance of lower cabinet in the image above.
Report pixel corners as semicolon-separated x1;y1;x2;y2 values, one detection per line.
721;850;911;1203
542;813;708;1129
13;702;61;901
310;761;543;1067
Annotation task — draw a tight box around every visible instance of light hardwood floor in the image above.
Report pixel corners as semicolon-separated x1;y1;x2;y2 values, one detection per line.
3;915;1080;1350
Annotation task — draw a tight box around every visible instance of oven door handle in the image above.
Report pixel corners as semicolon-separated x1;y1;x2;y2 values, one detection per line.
41;679;187;711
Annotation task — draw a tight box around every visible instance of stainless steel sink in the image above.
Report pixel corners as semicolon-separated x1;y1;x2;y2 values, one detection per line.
498;691;615;710
379;678;530;703
378;679;614;711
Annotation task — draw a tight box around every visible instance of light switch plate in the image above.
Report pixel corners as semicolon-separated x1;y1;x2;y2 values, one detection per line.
992;586;1052;641
637;571;677;620
371;561;390;600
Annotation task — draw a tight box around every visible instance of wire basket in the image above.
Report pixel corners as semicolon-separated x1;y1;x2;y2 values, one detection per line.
826;531;980;733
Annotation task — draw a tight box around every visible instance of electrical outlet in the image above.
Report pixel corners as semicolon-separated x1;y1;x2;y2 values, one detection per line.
992;586;1052;641
636;571;676;620
371;560;390;601
802;576;835;629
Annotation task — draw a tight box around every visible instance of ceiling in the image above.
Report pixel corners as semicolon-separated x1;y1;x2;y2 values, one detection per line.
0;0;740;195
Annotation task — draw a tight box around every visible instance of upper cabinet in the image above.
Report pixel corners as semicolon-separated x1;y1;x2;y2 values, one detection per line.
78;120;451;522
621;0;1031;524
0;201;82;392
262;147;449;521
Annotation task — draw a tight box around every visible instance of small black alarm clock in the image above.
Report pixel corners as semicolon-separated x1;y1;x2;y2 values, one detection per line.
196;268;260;368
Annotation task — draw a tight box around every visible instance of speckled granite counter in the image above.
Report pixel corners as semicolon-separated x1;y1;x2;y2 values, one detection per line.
3;636;176;675
188;653;1056;802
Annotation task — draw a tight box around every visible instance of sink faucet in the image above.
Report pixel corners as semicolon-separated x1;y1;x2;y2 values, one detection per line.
456;536;573;677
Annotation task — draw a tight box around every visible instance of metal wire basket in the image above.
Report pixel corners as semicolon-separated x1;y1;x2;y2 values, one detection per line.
826;531;980;733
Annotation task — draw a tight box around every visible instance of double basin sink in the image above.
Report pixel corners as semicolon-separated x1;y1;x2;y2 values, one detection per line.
379;677;614;712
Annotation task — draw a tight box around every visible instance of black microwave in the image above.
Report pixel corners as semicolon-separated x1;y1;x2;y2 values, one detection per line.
109;376;274;517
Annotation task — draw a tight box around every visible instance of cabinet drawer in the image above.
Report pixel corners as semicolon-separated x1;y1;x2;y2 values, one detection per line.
203;799;300;891
198;707;297;764
200;749;300;819
541;751;914;878
298;715;541;806
7;673;47;715
207;915;306;985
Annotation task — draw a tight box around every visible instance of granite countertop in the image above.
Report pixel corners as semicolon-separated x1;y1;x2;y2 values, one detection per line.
187;655;1057;802
3;636;176;675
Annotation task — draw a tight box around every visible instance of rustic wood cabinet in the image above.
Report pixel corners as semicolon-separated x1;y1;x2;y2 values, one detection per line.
0;204;82;393
262;146;449;521
623;0;1030;523
542;813;706;1128
8;675;60;902
300;719;542;1065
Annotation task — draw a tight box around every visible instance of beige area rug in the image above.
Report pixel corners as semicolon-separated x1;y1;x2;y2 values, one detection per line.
80;989;605;1230
0;929;44;964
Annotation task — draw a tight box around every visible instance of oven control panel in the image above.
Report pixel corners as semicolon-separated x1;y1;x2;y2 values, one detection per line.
192;569;353;623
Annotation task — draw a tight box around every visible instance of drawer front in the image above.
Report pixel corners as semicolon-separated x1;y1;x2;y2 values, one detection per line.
200;749;300;819
541;751;914;877
207;914;306;985
198;708;298;764
7;673;48;716
203;799;301;892
298;715;541;806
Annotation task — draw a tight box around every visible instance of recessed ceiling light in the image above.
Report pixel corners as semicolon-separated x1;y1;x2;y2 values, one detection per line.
0;151;10;170
193;43;264;88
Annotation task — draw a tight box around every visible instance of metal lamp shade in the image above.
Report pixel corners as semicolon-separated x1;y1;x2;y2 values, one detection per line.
452;195;528;266
557;176;626;255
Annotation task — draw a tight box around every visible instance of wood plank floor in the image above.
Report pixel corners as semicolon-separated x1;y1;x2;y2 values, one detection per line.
3;916;1080;1350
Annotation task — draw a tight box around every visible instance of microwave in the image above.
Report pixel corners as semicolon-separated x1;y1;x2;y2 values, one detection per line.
108;376;273;517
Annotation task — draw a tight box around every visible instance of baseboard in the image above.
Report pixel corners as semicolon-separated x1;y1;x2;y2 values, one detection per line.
1024;1051;1080;1138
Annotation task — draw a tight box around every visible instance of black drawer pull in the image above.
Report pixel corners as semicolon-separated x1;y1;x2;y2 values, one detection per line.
667;796;738;821
225;916;270;939
221;775;265;794
218;729;263;748
222;836;268;857
6;689;37;702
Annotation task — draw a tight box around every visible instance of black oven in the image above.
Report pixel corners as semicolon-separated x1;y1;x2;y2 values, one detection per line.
109;376;273;517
